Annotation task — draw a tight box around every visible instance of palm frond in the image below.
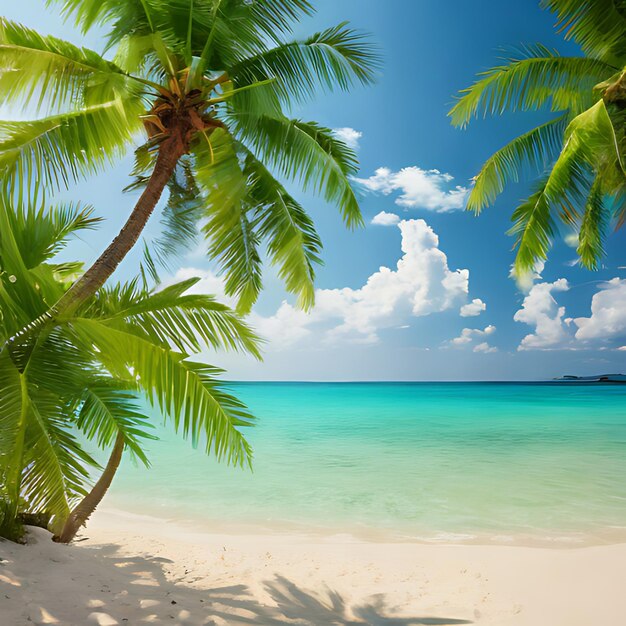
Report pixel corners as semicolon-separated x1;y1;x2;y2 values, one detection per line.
233;116;363;227
0;17;145;115
468;115;568;213
204;204;263;315
0;348;94;534
54;0;161;38
509;100;621;271
0;98;144;192
229;22;380;105
76;379;155;467
93;278;262;357
21;387;92;531
191;128;264;312
127;154;204;277
7;200;101;269
510;157;592;273
509;178;556;272
0;350;26;512
449;47;615;127
541;0;626;67
577;178;609;269
69;318;255;467
244;151;322;310
194;0;315;72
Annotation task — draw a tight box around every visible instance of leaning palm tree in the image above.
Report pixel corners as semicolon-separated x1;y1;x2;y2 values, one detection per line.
0;1;378;327
449;0;626;273
0;190;260;542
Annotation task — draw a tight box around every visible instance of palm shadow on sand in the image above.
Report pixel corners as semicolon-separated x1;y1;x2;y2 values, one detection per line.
3;539;473;625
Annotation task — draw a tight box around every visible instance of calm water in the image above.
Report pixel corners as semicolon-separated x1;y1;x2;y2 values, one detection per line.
106;383;626;543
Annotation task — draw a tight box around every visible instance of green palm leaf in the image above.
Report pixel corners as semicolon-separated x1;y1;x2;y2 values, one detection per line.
510;100;623;271
76;379;156;467
191;128;264;313
541;0;626;67
244;152;322;310
468;115;568;213
0;347;94;535
509;178;555;272
577;179;609;269
7;201;101;269
230;22;380;105
69;318;255;467
234;116;363;227
449;47;616;127
0;99;144;192
21;387;92;531
0;17;144;114
91;277;262;357
206;206;263;315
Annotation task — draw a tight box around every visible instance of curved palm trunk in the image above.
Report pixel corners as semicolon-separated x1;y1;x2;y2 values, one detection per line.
54;431;125;543
47;130;188;541
54;131;187;316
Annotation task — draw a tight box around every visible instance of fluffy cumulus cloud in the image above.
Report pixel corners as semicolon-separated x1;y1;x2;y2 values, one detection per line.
371;211;401;226
513;279;571;350
355;166;468;212
450;325;497;352
513;277;626;351
460;298;486;317
162;219;476;350
254;218;471;348
332;127;362;150
574;278;626;343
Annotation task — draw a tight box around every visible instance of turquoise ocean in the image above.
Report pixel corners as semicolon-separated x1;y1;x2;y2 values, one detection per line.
106;383;626;544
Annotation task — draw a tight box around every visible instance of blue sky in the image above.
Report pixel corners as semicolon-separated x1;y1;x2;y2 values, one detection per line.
5;1;626;380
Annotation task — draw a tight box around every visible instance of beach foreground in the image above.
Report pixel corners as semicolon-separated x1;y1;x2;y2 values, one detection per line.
2;510;625;626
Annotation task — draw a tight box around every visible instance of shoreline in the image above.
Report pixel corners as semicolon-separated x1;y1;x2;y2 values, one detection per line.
2;509;626;625
97;505;626;549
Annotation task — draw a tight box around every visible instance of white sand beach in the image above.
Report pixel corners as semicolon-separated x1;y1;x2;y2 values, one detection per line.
2;509;626;626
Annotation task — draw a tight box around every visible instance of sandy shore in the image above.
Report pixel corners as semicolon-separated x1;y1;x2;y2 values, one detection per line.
2;509;626;626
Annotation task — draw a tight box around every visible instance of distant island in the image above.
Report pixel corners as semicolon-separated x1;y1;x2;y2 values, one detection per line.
554;374;626;384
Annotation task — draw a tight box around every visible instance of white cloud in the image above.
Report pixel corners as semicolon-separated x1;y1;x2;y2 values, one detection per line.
574;278;626;343
355;166;468;212
509;260;545;293
254;218;471;349
332;127;362;150
162;266;233;303
165;221;486;353
514;279;571;350
249;302;312;348
474;342;497;353
460;298;486;317
371;211;400;226
450;325;496;347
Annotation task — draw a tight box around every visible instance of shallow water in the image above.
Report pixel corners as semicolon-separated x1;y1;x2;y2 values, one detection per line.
106;382;626;544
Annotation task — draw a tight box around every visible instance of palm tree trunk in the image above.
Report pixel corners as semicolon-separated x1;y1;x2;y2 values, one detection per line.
54;131;187;316
53;431;125;543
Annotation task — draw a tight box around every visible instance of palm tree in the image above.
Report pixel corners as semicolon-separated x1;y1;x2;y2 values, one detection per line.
0;1;379;328
449;0;626;273
0;190;261;542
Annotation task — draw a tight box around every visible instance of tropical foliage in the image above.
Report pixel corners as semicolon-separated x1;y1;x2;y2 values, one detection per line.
0;0;379;321
0;191;260;541
450;0;626;272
